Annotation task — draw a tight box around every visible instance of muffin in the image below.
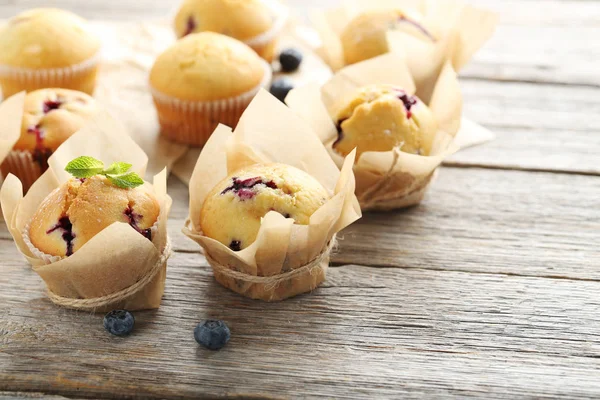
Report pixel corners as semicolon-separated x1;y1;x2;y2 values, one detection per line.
200;163;329;251
333;84;438;158
28;175;159;258
0;8;101;98
150;32;270;147
174;0;287;62
340;9;433;66
0;89;98;192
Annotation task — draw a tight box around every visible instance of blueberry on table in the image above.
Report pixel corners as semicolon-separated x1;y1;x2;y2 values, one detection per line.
103;310;135;336
194;320;231;350
279;48;303;72
269;78;294;103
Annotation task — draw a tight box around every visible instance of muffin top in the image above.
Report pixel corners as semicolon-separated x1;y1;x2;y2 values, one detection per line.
0;8;101;69
29;175;159;257
15;88;97;154
333;84;438;158
341;9;432;66
174;0;274;41
150;32;266;101
200;163;329;251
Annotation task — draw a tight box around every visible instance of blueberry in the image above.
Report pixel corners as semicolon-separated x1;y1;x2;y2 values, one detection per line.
103;310;135;336
269;78;294;103
279;48;303;72
194;320;231;350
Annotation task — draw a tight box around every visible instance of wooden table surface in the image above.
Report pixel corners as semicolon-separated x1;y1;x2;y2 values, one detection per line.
1;0;599;399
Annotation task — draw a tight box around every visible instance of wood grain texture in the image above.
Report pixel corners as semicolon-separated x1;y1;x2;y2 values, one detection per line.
0;0;599;399
3;256;600;399
2;171;600;399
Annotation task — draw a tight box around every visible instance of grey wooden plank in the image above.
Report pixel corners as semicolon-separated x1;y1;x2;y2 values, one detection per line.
0;393;73;400
165;168;600;280
449;80;600;174
2;260;600;399
332;167;600;279
3;169;598;280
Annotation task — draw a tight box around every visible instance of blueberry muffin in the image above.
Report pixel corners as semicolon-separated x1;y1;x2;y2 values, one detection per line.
0;89;98;191
174;0;286;62
150;32;270;146
200;163;329;251
340;9;433;66
0;8;101;97
333;84;438;158
28;175;159;257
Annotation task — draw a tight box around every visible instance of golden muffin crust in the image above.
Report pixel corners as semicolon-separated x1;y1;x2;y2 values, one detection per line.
29;176;160;257
14;88;97;154
150;32;266;102
341;9;431;66
200;163;329;251
0;8;101;69
333;84;438;158
174;0;274;40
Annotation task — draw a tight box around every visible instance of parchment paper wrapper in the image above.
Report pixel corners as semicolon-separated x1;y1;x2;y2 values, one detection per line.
92;22;188;179
0;93;27;195
311;0;498;89
287;52;468;211
182;89;361;301
0;112;173;312
0;52;100;99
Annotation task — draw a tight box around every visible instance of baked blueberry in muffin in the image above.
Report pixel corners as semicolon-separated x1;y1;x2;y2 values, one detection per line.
28;168;158;257
200;163;329;251
14;88;97;171
333;84;438;158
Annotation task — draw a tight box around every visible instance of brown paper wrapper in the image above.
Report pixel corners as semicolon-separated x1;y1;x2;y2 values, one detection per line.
311;0;498;82
91;21;189;179
0;111;172;312
182;89;361;301
287;52;465;211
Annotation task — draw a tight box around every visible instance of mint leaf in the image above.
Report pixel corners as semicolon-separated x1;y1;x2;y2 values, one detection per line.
106;172;144;189
65;156;105;178
103;162;132;175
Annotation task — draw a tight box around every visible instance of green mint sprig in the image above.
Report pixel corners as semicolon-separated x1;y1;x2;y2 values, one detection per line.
65;156;144;189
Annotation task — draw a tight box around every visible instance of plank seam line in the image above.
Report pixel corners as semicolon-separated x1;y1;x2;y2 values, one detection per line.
460;75;600;89
329;263;600;283
440;162;600;177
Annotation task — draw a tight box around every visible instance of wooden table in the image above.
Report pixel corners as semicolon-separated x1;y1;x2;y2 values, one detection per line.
2;0;599;399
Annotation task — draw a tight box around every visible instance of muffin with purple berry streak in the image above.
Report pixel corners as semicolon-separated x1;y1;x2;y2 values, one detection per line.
333;84;437;158
1;117;173;312
28;174;159;258
0;88;97;192
200;163;329;252
173;0;288;62
311;1;497;73
340;9;434;66
286;53;463;211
